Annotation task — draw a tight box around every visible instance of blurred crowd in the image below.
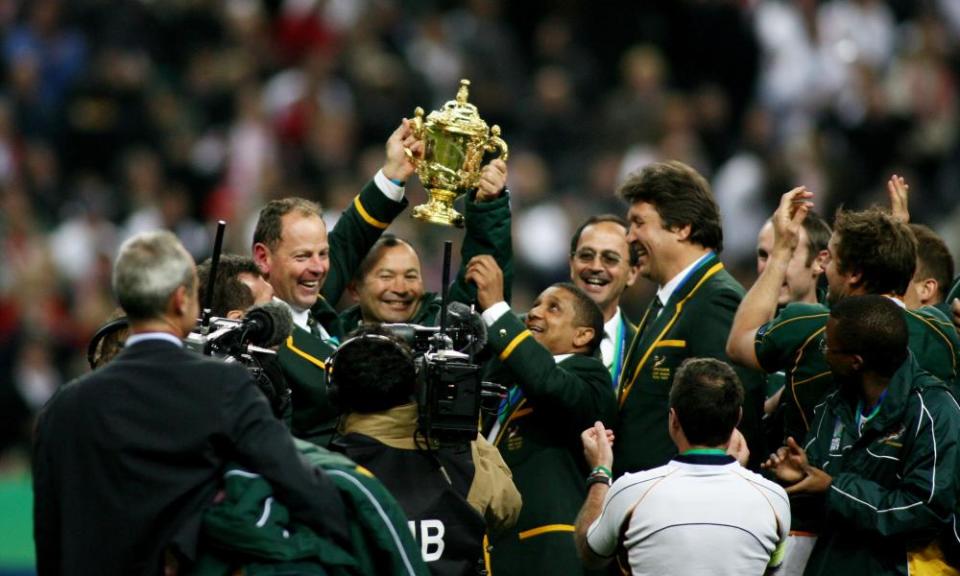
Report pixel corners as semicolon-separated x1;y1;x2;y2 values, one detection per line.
2;0;960;459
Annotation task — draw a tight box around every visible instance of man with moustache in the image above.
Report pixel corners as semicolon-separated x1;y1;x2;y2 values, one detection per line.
252;121;419;444
614;160;764;477
569;215;639;388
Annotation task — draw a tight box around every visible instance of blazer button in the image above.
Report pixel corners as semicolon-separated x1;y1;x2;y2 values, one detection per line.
499;329;507;338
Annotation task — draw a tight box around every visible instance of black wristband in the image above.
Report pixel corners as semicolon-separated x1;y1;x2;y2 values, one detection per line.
586;474;612;488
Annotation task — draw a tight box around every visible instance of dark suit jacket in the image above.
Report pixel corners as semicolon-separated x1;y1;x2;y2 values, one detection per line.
615;253;765;476
32;339;346;576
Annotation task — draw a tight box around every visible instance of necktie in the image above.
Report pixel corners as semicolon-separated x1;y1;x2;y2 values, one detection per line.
650;296;664;318
640;296;663;338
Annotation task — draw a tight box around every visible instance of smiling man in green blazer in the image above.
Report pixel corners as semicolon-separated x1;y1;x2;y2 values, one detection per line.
251;120;419;445
614;160;765;477
466;254;617;576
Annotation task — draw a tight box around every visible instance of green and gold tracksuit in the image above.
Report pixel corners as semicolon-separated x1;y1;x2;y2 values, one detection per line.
801;355;960;576
189;440;428;576
279;180;408;446
615;252;766;476
482;311;616;576
754;300;960;534
333;189;513;338
755;302;959;445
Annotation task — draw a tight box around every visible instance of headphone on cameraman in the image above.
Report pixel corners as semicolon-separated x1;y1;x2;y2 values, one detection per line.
325;332;416;411
86;316;130;370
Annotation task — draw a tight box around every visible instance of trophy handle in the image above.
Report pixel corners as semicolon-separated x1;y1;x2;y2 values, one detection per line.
485;125;509;162
404;107;426;166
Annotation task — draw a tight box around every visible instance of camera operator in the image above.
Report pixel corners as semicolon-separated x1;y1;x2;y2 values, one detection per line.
196;254;274;318
33;231;348;575
189;255;428;575
331;326;521;576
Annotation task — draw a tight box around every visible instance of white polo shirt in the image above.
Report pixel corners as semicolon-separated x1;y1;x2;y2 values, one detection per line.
587;452;790;576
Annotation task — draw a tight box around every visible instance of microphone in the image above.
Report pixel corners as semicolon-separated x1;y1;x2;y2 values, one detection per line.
240;301;294;348
446;301;487;356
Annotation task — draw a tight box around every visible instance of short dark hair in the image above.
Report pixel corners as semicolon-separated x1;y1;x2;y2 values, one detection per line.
553;282;604;354
252;197;323;251
618;161;723;253
802;211;831;267
353;234;418;282
830;295;908;377
196;254;262;317
909;224;955;303
569;214;638;266
329;326;417;414
833;208;916;297
669;358;743;446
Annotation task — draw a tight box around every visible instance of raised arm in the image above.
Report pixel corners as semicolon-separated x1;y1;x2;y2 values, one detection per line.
727;187;813;370
323;120;421;303
467;255;615;428
574;421;616;570
450;159;513;305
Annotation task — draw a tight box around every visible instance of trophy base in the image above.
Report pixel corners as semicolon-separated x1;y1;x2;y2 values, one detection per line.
412;190;465;228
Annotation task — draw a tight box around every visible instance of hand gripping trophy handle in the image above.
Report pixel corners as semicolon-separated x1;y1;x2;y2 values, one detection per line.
404;107;426;166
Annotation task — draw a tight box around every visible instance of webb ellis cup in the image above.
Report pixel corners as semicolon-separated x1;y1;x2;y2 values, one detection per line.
406;79;509;227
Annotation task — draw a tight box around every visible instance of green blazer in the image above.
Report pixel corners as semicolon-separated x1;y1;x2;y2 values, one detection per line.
279;180;407;445
333;189;514;337
615;252;766;476
482;311;616;576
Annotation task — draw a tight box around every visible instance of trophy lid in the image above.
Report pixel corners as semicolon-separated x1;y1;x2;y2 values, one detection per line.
423;79;489;137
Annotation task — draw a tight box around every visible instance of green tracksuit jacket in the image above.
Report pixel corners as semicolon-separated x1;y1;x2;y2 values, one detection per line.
801;355;960;576
189;440;428;576
755;302;960;445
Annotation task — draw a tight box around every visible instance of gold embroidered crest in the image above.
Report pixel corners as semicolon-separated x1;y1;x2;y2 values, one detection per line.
652;355;671;380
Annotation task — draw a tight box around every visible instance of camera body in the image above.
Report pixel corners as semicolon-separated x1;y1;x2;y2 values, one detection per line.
381;326;501;446
185;317;291;418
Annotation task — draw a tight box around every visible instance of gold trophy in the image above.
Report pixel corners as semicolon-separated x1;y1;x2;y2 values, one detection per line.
406;79;509;227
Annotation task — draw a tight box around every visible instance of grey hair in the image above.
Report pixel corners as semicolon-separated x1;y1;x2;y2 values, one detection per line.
113;230;195;321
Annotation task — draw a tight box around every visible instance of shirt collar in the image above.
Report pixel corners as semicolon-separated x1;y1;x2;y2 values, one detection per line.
673;453;736;466
125;332;183;348
554;353;573;364
656;252;713;306
275;296;312;332
603;308;623;341
885;295;907;309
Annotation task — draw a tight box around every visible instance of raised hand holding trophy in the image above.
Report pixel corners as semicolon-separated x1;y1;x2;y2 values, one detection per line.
405;79;509;227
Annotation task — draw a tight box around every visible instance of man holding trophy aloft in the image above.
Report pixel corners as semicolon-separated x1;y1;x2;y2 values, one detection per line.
334;78;514;334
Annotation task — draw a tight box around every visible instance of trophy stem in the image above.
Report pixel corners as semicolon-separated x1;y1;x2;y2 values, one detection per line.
412;189;465;228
